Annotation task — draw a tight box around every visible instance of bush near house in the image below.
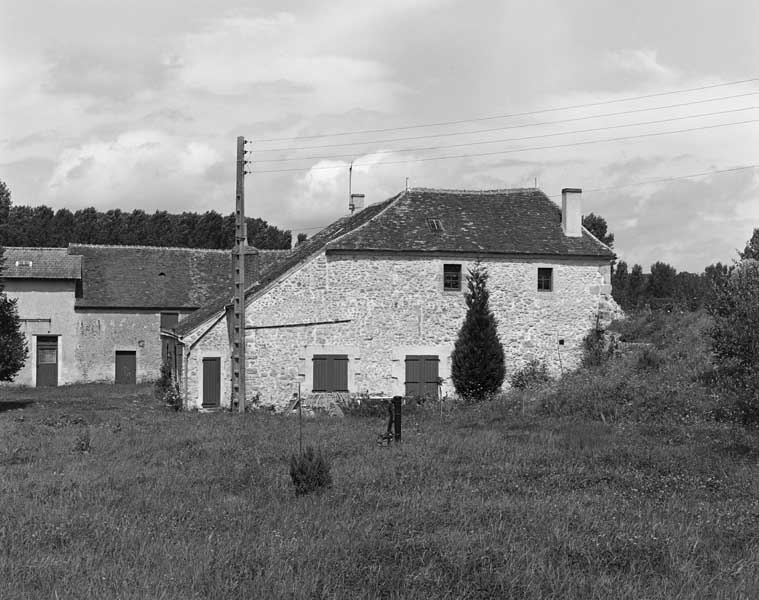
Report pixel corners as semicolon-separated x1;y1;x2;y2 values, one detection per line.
538;309;742;425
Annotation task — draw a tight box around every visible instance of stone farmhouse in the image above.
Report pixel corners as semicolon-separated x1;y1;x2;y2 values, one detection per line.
174;187;617;410
2;244;288;387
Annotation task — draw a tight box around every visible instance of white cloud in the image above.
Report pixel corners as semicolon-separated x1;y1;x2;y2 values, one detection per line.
604;48;679;80
46;131;223;211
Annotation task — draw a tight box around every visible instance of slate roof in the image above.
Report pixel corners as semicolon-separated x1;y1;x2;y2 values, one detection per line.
69;244;291;309
1;247;82;279
176;187;614;337
175;194;399;335
328;188;615;257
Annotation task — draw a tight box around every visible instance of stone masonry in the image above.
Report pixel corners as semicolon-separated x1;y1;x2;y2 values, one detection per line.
182;251;614;410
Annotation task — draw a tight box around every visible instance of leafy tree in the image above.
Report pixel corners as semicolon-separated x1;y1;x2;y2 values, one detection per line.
611;260;629;308
0;179;11;242
451;262;506;401
739;228;759;261
582;213;614;248
0;228;28;382
673;271;707;311
296;232;308;246
708;258;759;424
648;261;677;298
628;264;645;308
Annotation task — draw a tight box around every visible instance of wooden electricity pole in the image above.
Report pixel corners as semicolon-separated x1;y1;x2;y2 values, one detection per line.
232;136;247;413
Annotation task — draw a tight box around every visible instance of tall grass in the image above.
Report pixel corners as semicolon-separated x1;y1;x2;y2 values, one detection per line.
1;378;758;598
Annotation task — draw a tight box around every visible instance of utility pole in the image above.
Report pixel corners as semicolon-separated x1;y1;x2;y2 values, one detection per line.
232;136;247;413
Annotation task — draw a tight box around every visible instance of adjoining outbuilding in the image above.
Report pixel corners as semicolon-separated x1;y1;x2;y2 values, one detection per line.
174;187;619;410
1;244;289;387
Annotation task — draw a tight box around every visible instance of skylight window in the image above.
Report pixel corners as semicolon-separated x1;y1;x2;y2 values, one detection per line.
427;218;443;231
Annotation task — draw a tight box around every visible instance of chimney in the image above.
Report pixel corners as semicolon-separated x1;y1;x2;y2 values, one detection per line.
349;193;365;214
561;188;582;237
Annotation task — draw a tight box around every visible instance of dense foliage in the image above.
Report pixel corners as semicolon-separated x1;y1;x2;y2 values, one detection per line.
707;258;759;424
451;262;506;401
0;247;28;382
0;178;291;250
582;212;615;248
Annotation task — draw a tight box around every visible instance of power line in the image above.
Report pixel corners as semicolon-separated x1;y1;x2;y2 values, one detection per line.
256;92;758;153
250;119;759;174
545;164;759;197
292;165;759;233
253;106;757;164
255;78;759;143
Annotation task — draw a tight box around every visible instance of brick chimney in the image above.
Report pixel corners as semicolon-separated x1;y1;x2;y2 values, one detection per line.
561;188;582;237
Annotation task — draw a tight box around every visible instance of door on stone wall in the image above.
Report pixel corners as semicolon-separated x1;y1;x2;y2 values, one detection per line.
405;355;439;399
115;351;137;384
36;336;59;387
312;354;348;392
202;357;221;407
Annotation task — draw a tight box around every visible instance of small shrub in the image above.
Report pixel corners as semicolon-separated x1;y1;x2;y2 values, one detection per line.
582;328;616;368
637;346;665;371
154;362;174;402
163;384;182;411
73;427;91;453
289;446;332;496
510;359;550;390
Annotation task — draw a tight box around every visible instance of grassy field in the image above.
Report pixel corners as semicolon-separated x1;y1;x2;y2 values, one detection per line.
1;377;758;599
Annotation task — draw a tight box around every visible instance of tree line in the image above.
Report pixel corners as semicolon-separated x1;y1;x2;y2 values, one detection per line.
0;180;291;250
611;230;759;312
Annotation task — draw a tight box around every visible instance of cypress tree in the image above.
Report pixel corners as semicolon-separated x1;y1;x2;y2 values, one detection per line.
451;261;506;401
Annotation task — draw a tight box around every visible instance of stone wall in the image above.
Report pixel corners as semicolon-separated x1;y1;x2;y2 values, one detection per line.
183;315;232;409
182;251;613;409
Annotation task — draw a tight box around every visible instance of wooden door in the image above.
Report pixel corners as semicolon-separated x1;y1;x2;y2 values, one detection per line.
312;355;348;392
202;357;221;406
405;355;439;399
115;351;137;384
36;336;58;387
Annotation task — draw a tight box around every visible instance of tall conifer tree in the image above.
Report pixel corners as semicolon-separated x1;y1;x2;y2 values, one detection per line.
451;262;505;401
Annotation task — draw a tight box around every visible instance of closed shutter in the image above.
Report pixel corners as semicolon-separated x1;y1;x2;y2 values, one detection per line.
115;351;137;384
202;357;221;406
405;355;439;399
313;354;348;392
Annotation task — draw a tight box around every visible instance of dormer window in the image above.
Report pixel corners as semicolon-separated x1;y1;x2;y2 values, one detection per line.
427;218;443;231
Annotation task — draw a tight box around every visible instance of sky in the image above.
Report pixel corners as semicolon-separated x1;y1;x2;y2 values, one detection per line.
1;0;757;272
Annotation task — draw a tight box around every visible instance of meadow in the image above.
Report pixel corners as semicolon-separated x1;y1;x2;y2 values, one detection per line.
1;313;758;599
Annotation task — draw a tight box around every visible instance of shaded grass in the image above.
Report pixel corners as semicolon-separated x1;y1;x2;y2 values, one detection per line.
1;383;758;599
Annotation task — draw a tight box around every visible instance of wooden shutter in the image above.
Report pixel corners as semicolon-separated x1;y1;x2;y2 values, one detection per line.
202;357;221;406
313;354;348;392
405;355;439;399
115;351;137;384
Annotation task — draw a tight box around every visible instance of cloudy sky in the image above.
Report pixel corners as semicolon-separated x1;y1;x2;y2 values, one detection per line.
1;0;757;271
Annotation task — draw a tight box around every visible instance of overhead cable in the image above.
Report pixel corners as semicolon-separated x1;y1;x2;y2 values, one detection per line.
255;78;759;143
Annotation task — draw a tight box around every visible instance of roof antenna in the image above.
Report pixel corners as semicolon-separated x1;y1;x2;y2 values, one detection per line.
405;176;409;191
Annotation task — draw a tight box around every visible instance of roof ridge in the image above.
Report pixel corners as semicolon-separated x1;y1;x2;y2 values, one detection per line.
67;243;232;253
3;246;71;251
410;186;541;195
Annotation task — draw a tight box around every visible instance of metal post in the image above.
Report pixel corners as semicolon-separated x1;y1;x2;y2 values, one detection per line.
392;395;402;442
232;136;247;413
298;382;303;455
